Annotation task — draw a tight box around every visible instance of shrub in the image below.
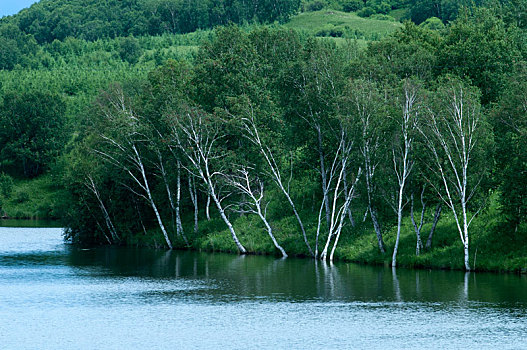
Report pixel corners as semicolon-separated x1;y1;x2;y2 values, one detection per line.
420;17;445;31
341;0;363;12
0;173;13;198
304;0;327;12
357;6;376;17
13;190;29;204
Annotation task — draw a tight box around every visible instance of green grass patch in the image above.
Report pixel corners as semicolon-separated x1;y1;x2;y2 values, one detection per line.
0;174;66;220
285;10;402;40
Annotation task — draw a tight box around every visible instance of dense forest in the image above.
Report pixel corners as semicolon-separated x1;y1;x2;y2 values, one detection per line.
0;0;526;272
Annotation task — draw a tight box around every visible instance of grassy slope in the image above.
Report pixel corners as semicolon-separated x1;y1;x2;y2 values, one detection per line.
285;10;402;39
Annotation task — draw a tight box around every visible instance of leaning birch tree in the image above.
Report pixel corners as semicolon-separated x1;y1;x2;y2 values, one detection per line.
237;104;315;257
226;168;288;258
168;107;247;254
93;86;174;249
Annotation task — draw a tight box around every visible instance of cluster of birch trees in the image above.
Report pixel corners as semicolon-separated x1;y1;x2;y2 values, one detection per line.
60;22;499;271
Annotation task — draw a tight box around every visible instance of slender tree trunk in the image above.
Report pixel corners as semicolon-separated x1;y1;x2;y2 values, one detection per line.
204;166;246;253
320;166;344;260
242;114;313;257
206;194;211;221
370;206;385;253
328;169;361;261
188;176;199;235
364;145;385;253
86;176;119;243
175;161;188;245
410;192;426;256
314;196;326;258
425;203;442;250
317;125;331;230
136;148;172;250
256;204;287;258
391;188;404;267
342;168;356;227
210;185;246;254
462;200;470;271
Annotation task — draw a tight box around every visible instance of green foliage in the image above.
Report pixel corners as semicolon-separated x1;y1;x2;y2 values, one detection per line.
304;0;328;11
437;7;523;103
0;174;65;219
0;90;67;177
2;0;301;44
491;66;527;228
357;7;377;17
0;173;14;198
118;36;143;64
409;0;483;24
420;16;445;30
341;0;364;12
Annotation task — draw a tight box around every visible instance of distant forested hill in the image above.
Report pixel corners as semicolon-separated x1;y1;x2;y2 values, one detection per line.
0;0;300;43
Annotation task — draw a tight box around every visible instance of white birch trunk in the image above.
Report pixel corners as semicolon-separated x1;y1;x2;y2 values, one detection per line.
316;125;331;230
206;194;211;221
228;170;287;258
241;114;314;257
328;168;361;261
410;191;426;256
134;146;173;249
85;175;120;243
391;81;417;267
175;161;188;244
188;175;199;235
418;83;484;271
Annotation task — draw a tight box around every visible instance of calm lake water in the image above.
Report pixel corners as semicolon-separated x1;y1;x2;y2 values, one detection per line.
1;227;526;349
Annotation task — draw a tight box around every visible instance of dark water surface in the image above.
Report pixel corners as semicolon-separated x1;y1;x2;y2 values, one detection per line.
1;227;526;349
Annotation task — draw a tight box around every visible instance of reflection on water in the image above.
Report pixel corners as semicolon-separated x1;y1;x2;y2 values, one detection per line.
55;244;527;305
0;227;526;349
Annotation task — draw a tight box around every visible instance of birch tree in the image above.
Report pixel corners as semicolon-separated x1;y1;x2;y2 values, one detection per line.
93;86;174;249
349;79;387;253
238;104;315;257
390;79;420;267
317;132;362;261
84;174;120;244
169;107;247;254
153;148;188;244
227;168;288;258
280;39;345;231
419;78;490;271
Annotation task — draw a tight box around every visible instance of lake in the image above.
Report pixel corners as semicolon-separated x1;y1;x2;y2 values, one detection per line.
1;226;526;349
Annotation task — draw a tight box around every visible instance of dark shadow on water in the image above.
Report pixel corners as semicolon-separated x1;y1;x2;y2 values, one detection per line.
63;245;527;307
0;219;62;228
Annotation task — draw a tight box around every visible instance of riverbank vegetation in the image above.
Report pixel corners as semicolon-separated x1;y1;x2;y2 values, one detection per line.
0;0;526;273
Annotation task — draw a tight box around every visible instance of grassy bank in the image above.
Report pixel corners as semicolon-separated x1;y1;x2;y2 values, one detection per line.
131;194;526;274
5;173;525;274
